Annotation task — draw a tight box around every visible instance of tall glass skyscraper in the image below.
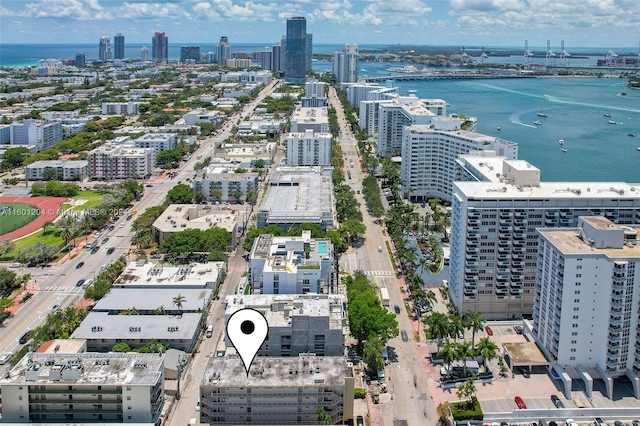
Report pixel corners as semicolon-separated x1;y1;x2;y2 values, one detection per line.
98;36;111;61
284;17;308;84
152;32;168;63
114;33;125;60
215;36;231;65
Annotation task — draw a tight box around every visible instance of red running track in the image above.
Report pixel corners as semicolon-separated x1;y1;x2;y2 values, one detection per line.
0;196;67;242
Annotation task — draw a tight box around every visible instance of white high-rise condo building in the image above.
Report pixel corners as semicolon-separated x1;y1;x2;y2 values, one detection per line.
286;129;332;166
450;153;640;319
533;216;640;400
332;44;358;83
377;95;436;156
98;36;111;61
401;125;517;202
141;45;149;61
290;106;329;133
88;144;154;180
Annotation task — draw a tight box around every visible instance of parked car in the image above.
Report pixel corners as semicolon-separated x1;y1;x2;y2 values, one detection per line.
394;305;401;314
357;416;364;426
76;261;84;269
513;325;523;334
146;184;153;187
514;396;527;409
614;422;624;426
566;420;579;426
108;225;115;231
401;330;409;342
9;262;21;268
0;353;12;365
18;330;32;344
485;325;493;336
519;367;531;378
119;223;125;228
106;247;115;255
551;395;564;408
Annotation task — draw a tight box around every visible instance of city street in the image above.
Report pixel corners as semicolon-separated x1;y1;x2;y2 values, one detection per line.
328;87;438;426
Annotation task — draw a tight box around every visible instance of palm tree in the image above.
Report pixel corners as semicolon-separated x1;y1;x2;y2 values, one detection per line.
172;294;186;314
425;289;437;306
455;340;474;378
463;310;484;351
315;407;332;425
42;220;54;236
448;314;464;341
476;336;499;373
424;311;449;351
439;338;457;372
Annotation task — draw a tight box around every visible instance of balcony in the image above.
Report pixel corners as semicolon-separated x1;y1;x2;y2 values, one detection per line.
466;254;478;261
609;333;622;343
496;281;507;289
606;359;618;370
467;232;479;240
463;288;476;296
464;281;477;289
544;219;557;226
467;219;479;226
498;261;510;267
495;287;507;295
545;211;558;218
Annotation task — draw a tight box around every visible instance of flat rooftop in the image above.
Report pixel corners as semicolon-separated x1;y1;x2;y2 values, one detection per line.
503;342;549;365
538;226;640;258
407;126;517;147
224;294;346;328
72;312;201;341
259;166;334;222
291;107;328;124
202;356;351;388
1;353;164;386
93;288;212;313
27;160;88;168
38;339;86;354
114;260;223;288
153;204;237;234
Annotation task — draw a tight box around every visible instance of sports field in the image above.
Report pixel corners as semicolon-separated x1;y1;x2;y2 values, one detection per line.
0;203;39;236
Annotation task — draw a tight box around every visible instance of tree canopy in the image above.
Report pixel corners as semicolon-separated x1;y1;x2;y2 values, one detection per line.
167;183;194;204
161;227;231;258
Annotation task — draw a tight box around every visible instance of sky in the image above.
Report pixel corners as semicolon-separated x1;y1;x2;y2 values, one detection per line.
1;0;640;48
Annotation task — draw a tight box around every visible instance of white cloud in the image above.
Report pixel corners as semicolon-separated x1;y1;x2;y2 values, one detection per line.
119;1;191;19
22;0;112;20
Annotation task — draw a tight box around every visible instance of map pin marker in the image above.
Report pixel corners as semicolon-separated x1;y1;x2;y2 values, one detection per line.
226;308;269;377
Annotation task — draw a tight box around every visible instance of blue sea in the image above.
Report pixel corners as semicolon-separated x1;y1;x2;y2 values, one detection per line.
2;45;639;183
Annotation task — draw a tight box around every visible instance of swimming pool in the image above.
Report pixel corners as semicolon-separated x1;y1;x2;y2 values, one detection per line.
318;241;328;255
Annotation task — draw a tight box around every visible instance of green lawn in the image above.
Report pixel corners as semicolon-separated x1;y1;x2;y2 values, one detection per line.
14;229;64;251
61;191;106;211
0;203;39;236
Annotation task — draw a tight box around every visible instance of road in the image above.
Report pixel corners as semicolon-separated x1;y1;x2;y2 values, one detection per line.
327;87;438;426
0;79;280;361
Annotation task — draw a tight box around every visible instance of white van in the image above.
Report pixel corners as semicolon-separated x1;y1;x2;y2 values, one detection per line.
206;325;213;338
83;278;94;288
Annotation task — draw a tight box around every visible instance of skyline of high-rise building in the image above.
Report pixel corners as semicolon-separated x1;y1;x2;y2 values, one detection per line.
215;36;231;65
141;45;149;61
284;17;308;84
98;36;111;61
114;33;125;60
332;44;359;83
180;45;200;63
272;42;282;72
75;52;85;67
152;32;168;63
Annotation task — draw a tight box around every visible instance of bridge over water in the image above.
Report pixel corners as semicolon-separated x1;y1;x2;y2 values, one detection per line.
359;72;536;83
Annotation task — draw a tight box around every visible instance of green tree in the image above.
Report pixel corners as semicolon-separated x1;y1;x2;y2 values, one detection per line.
210;188;223;201
463;310;484;351
448;314;465;341
111;342;132;352
439;338;457;371
315;407;332;425
155;149;182;168
455;340;474;377
363;337;384;375
167;183;194;204
245;189;257;205
231;190;243;203
424;311;449;350
0;268;19;293
340;219;366;245
436;402;452;426
172;294;186;314
476;336;499;373
0;147;30;170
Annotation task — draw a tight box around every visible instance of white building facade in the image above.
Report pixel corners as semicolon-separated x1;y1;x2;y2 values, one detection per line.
193;167;259;202
249;232;334;295
289;107;329;133
101;102;139;115
10;120;63;152
450;154;640;319
285;129;332;166
26;159;88;181
534;217;640;400
400;126;518;202
88;144;154;180
133;133;177;154
0;353;164;424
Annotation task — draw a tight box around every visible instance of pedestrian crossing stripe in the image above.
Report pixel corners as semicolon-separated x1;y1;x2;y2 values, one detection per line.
364;270;394;276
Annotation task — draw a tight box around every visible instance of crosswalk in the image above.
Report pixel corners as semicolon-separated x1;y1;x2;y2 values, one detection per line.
364;270;395;277
39;286;84;293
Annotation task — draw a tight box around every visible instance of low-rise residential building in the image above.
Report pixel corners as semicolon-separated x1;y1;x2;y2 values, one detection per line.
290;106;329;133
220;142;276;163
257;166;335;231
223;293;345;356
101;102;139;115
0;353;164;424
92;288;213;315
183;108;224;126
133;133;177;154
533;217;640;399
26;159;88;181
286;129;332;166
219;70;272;84
193;166;259;203
113;260;224;290
249;231;334;294
72;312;202;352
152;204;239;248
87;144;154;180
200;356;354;425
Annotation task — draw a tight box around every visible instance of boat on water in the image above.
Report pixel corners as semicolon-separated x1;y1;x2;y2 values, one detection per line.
604;113;612;117
534;120;542;125
619;92;627;96
629;134;636;137
637;147;640;151
559;139;564;145
537;113;548;117
496;127;501;131
561;148;568;152
608;120;617;124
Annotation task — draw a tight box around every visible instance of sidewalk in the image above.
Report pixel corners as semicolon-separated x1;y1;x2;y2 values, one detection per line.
6;279;39;315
